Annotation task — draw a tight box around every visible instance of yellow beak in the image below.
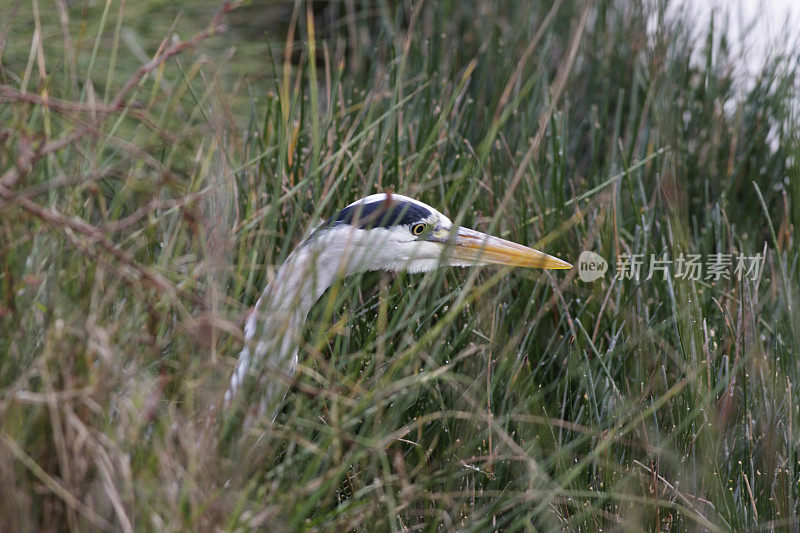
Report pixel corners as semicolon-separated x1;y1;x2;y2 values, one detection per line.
443;227;572;269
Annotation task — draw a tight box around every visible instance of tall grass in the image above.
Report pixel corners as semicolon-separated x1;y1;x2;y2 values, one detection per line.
1;0;799;530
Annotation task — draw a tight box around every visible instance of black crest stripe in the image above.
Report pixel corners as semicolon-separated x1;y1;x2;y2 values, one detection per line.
330;200;431;229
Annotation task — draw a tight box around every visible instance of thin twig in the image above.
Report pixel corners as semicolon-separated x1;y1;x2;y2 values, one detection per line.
0;183;176;295
110;2;233;110
0;1;234;189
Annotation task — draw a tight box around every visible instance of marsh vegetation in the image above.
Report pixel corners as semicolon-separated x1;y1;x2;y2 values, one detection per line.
1;0;799;530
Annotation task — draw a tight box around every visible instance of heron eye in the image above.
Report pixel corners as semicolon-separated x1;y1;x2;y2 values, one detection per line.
411;222;428;236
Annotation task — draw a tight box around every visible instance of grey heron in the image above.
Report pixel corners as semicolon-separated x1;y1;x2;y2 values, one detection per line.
225;193;571;418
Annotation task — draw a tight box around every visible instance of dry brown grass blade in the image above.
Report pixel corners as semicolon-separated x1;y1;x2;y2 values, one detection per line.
0;430;112;530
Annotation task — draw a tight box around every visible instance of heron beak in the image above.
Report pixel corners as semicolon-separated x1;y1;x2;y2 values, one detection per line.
444;227;572;269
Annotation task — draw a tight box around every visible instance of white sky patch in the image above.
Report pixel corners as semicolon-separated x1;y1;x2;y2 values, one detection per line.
649;0;799;151
651;0;799;78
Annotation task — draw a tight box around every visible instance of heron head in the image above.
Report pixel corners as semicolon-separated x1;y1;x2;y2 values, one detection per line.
307;193;571;274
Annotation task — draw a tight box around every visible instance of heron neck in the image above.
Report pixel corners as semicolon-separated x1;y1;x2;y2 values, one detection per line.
225;239;344;406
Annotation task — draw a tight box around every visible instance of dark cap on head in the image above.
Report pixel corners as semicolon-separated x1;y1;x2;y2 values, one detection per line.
329;198;432;229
